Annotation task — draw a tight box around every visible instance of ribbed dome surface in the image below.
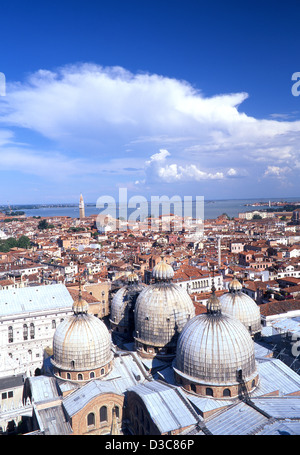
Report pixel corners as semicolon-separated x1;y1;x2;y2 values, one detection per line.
110;281;145;327
220;287;261;335
134;283;195;347
52;313;113;371
175;313;257;385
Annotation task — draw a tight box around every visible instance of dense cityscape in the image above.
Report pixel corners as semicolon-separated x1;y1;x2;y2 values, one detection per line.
0;195;300;436
2;0;300;443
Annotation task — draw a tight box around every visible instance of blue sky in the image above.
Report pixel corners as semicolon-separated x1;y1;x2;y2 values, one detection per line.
0;0;300;204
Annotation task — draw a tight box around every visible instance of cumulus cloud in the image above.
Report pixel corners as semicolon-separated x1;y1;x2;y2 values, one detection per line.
263;166;291;178
142;148;224;183
1;63;300;197
227;168;237;176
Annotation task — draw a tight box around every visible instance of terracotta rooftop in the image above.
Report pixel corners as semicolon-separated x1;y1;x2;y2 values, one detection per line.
260;299;300;316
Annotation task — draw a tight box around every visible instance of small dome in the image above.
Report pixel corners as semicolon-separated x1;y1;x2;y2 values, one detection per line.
52;302;113;374
72;290;89;314
220;277;261;336
127;272;139;283
110;278;145;336
152;260;174;281
228;277;243;292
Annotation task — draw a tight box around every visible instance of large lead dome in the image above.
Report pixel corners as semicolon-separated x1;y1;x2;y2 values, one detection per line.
134;260;195;360
219;276;261;338
51;289;113;383
174;286;258;399
110;272;145;339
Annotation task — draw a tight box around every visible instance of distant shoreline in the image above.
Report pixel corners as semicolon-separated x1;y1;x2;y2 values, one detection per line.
1;197;300;211
1;197;300;221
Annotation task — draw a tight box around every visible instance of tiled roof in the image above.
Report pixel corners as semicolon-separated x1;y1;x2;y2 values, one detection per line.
260;299;300;316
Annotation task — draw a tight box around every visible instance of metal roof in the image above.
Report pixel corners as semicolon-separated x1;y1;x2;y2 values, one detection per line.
0;283;73;317
34;403;72;435
255;420;300;435
63;380;121;417
205;401;269;435
104;353;148;394
270;317;300;335
127;381;198;433
28;376;61;404
0;373;25;390
254;341;273;358
255;358;300;396
186;393;232;416
251;396;300;419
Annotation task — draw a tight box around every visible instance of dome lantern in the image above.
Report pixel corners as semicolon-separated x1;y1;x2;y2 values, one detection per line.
206;282;221;315
72;279;89;314
152;259;174;282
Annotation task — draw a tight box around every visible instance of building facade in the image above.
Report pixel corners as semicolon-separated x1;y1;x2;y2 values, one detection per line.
0;284;73;378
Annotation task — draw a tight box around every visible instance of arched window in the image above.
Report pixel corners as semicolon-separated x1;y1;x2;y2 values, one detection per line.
191;383;197;393
223;388;231;397
23;324;28;340
90;371;95;379
100;406;107;422
30;323;35;339
8;326;13;343
206;387;214;397
252;379;256;388
52;320;56;329
71;360;75;369
114;406;119;419
67;373;71;379
87;413;95;426
78;373;83;381
101;368;105;375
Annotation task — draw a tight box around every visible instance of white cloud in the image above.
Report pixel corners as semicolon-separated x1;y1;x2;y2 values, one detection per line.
146;149;170;164
143;148;224;183
263;166;291;178
1;63;300;197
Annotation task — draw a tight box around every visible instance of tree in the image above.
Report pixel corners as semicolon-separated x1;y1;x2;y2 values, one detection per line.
38;219;49;230
6;237;17;249
38;219;54;230
17;235;31;249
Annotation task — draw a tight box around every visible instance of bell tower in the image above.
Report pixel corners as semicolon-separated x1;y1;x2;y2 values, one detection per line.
79;194;85;219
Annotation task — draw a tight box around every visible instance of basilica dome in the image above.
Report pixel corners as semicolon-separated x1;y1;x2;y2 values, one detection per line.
174;286;258;398
52;289;113;383
219;276;261;337
134;261;195;359
110;272;145;339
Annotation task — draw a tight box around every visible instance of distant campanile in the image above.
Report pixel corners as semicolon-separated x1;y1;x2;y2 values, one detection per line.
79;194;85;219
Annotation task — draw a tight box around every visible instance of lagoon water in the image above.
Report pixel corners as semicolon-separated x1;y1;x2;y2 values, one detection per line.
19;197;300;220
